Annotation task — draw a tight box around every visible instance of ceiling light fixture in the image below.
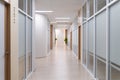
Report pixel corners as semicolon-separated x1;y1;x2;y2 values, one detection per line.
55;17;70;19
56;21;70;22
57;24;68;26
35;10;54;13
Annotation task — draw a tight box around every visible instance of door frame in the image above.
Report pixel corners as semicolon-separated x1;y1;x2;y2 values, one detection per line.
4;1;11;80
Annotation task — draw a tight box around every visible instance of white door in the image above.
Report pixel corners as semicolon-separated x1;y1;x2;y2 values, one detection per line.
0;1;5;80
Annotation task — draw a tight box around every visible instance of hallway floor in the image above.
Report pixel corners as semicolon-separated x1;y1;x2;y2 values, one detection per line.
28;45;94;80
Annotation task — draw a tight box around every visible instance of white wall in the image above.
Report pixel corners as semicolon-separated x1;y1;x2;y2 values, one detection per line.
35;14;50;57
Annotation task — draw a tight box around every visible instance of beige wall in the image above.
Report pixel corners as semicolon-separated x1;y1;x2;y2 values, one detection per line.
10;0;19;80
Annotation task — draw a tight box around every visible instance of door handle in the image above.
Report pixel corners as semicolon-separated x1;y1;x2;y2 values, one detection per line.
5;51;9;55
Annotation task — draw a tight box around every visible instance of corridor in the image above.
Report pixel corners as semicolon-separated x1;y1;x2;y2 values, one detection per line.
28;45;94;80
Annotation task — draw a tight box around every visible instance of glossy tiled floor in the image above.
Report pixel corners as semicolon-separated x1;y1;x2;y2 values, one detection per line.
28;45;94;80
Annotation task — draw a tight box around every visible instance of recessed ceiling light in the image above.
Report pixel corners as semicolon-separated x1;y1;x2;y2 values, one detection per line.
35;10;54;13
55;17;70;19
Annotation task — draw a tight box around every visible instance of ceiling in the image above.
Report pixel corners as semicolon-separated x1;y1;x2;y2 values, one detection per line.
35;0;83;28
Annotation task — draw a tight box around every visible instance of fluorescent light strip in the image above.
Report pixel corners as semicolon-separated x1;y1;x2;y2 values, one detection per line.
55;17;70;19
35;10;54;13
56;21;70;22
57;25;68;26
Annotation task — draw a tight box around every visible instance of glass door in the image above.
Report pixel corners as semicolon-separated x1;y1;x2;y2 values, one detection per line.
0;1;5;80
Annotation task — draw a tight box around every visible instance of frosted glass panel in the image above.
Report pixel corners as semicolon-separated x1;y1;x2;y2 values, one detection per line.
110;1;120;80
96;0;106;11
27;0;32;16
72;29;78;55
0;2;5;80
18;12;26;80
26;17;32;75
19;0;26;11
96;11;106;59
87;18;94;73
0;1;5;57
83;3;87;21
96;11;106;80
83;24;87;65
89;0;94;17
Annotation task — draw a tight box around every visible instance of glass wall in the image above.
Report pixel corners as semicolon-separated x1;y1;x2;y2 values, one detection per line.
18;0;33;80
18;12;26;80
82;0;120;80
96;0;106;11
82;3;87;21
87;18;94;74
110;1;120;80
83;24;87;65
96;10;106;80
89;0;94;17
27;0;32;16
72;29;78;55
19;0;26;11
0;1;5;80
26;17;32;75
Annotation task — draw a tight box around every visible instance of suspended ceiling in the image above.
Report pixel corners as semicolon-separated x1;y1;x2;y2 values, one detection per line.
35;0;83;28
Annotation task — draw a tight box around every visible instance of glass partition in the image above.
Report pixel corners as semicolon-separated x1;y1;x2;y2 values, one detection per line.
27;0;32;16
18;0;33;79
19;0;26;11
0;2;5;80
96;10;106;80
87;18;94;74
110;1;120;80
18;12;26;80
89;0;94;17
83;24;87;65
26;17;32;75
82;3;87;21
96;0;106;11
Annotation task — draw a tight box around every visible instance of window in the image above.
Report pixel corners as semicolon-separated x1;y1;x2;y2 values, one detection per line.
96;0;106;11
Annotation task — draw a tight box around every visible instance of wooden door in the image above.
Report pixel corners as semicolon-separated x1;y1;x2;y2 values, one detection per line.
4;2;11;80
70;32;72;50
78;26;81;60
50;24;53;49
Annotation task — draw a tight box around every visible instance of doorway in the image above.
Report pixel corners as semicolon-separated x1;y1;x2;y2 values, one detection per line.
0;1;10;80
